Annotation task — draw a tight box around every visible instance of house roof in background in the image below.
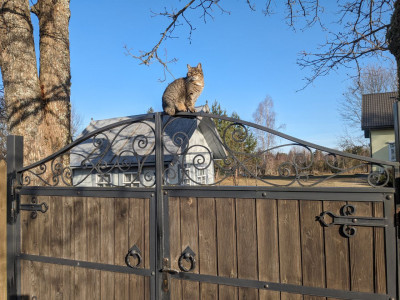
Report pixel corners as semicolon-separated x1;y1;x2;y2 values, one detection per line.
361;92;398;134
70;105;227;167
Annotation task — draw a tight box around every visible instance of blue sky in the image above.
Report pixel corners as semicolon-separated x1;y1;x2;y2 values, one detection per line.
14;1;399;148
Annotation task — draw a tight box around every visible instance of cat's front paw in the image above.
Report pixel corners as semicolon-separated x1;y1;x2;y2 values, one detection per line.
188;106;195;113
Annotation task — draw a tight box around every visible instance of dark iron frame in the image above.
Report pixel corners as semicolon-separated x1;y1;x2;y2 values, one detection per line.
6;111;400;300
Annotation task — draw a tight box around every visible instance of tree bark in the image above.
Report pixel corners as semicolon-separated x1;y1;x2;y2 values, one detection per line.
388;0;400;98
0;0;71;165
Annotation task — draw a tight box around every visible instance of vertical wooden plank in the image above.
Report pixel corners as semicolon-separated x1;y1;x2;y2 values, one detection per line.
50;196;64;299
257;199;280;300
144;198;150;300
129;198;144;299
278;199;302;300
101;198;115;300
39;196;51;300
0;161;6;300
373;202;386;294
348;201;374;293
62;197;74;300
324;201;350;300
20;194;39;298
180;197;200;299
236;198;258;299
74;196;88;300
198;197;218;300
300;200;326;300
87;197;101;300
216;197;238;300
115;198;130;299
169;197;182;299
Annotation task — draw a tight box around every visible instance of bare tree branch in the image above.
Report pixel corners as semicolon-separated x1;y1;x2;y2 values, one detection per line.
126;0;226;79
131;0;396;86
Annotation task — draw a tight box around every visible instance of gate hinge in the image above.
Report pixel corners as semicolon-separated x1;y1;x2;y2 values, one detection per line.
20;196;48;219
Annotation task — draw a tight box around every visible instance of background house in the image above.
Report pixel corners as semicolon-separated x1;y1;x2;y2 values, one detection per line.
361;92;397;161
70;106;227;187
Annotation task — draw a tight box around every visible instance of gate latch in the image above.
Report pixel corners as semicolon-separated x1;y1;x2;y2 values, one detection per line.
20;196;48;219
160;258;179;293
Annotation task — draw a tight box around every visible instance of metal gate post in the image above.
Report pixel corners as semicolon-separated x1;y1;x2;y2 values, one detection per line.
154;113;170;300
393;101;400;299
6;135;23;299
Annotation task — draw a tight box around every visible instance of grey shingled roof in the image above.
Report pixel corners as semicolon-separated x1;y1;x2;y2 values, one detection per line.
361;92;398;131
70;106;227;168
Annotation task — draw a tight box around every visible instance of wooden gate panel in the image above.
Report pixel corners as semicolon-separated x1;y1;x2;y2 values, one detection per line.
168;196;389;299
19;195;151;299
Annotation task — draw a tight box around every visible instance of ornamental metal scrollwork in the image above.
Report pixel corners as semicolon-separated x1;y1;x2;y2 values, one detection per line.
18;119;156;187
15;112;398;188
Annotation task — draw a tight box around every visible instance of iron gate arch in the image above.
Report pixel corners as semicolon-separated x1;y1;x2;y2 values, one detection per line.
6;111;400;300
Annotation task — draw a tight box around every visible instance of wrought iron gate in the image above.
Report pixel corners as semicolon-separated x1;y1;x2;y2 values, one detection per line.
7;111;400;299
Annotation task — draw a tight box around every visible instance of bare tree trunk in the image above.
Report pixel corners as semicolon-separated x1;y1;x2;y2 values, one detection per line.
33;0;71;155
0;0;71;165
0;0;42;163
388;0;400;97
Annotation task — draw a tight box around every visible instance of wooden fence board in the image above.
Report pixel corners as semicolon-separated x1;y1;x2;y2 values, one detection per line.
257;199;280;300
216;197;238;300
300;200;326;300
50;196;63;299
236;198;258;299
323;201;350;300
128;198;146;299
180;197;200;299
169;197;182;299
278;199;302;300
198;197;218;300
373;202;386;294
115;198;130;299
348;201;374;293
74;197;87;300
87;197;101;300
100;198;115;300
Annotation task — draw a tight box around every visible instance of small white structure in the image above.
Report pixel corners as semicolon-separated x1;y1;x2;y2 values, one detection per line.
70;106;226;187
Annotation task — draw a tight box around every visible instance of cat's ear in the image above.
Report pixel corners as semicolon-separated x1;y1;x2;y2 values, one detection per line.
187;64;191;70
197;63;202;70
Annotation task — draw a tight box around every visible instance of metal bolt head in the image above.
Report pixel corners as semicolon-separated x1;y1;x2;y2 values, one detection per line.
262;192;267;197
264;284;269;289
151;271;155;276
164;191;168;195
386;195;393;201
352;218;358;223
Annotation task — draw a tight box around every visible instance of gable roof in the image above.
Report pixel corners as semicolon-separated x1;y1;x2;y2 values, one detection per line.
70;106;227;168
361;92;398;136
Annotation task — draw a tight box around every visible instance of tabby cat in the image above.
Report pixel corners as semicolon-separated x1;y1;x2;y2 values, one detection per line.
162;63;204;115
